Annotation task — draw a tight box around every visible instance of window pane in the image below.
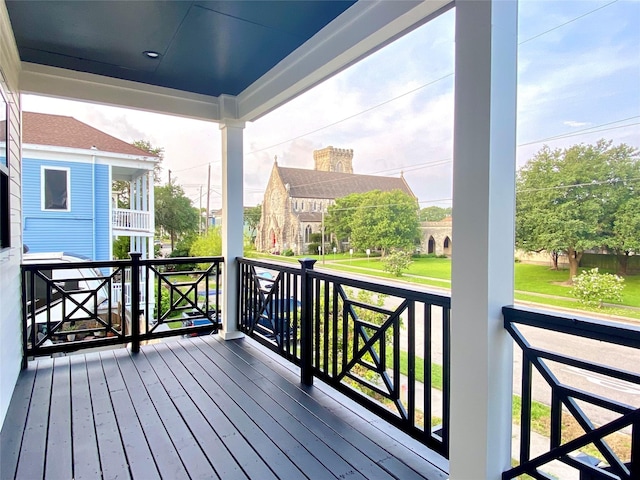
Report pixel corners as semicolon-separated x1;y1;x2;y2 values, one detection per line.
44;169;68;210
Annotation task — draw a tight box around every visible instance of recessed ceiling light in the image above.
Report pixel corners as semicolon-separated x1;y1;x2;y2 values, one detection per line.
143;51;160;59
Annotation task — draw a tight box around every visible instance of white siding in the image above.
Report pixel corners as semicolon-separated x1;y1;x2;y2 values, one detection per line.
0;1;23;428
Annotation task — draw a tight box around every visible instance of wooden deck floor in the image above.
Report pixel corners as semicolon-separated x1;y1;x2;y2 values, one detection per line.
1;335;448;480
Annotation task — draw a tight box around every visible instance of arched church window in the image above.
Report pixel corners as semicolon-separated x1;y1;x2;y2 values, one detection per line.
335;161;344;172
305;225;312;243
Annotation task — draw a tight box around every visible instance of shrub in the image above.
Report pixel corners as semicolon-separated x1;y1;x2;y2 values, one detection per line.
571;268;625;308
282;248;294;256
381;249;413;277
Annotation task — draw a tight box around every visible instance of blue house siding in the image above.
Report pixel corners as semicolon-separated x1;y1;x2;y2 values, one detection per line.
94;166;111;261
22;158;110;260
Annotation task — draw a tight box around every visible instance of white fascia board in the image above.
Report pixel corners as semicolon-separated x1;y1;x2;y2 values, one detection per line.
0;1;21;90
19;62;223;122
23;144;157;170
237;0;453;122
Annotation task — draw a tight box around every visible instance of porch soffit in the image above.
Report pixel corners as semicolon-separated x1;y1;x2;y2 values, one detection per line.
5;0;452;123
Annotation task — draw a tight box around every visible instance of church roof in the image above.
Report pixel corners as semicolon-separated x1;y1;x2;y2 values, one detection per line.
277;165;414;200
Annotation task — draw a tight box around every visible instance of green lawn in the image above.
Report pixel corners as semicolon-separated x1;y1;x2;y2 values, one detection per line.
250;253;640;320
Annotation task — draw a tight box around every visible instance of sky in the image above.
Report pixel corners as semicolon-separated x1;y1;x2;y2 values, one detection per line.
22;0;640;211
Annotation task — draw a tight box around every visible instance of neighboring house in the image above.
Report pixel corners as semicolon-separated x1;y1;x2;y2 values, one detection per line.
21;112;158;261
208;207;254;238
256;146;416;254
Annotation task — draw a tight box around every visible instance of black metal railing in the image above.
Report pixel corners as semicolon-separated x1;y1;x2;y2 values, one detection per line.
22;254;223;362
503;306;639;479
238;257;451;457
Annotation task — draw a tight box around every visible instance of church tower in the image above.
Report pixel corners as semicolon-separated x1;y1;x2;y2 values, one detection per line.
313;146;354;173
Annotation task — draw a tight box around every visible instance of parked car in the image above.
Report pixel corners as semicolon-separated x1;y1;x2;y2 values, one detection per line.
22;252;124;345
253;297;301;344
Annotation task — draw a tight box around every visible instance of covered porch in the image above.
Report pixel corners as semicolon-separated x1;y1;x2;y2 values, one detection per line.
2;0;637;478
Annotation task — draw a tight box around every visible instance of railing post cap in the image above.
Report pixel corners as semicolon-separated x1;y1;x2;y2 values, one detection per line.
128;252;143;259
298;258;317;269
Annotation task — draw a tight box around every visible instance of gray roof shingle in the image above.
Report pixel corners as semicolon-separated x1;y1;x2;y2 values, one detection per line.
277;166;414;199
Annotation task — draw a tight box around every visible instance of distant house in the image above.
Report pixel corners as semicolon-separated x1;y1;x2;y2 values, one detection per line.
21;112;158;260
255;146;416;254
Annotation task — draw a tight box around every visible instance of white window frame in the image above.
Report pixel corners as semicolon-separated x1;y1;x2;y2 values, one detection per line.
41;166;71;211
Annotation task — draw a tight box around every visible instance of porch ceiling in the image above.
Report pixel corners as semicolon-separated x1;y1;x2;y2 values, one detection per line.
3;0;452;122
6;1;355;98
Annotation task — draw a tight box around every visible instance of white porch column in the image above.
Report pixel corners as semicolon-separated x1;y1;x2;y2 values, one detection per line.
219;121;245;340
450;1;517;479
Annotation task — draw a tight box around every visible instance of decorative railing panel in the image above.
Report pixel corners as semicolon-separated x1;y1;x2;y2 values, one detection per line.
237;257;451;457
503;306;639;479
112;208;151;231
22;255;223;361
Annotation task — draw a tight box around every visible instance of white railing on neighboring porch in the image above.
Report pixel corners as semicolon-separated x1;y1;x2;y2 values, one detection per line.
112;281;146;307
112;208;151;232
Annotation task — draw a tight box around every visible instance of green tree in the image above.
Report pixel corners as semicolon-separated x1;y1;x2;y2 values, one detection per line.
190;227;222;257
244;205;262;242
612;197;640;275
326;194;364;243
344;190;419;255
112;236;130;260
155;184;199;250
419;206;452;222
516;140;639;282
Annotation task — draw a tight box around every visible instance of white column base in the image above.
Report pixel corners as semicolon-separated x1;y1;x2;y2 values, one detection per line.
218;330;245;341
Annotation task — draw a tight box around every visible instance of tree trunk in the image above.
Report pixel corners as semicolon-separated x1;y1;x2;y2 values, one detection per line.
550;251;559;270
567;247;582;283
617;252;629;276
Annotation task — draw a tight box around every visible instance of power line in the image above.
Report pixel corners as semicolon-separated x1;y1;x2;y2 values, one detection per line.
519;0;619;45
244;1;622;158
517;117;640;147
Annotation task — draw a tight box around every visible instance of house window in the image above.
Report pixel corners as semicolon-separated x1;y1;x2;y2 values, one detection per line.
42;167;70;211
0;92;9;249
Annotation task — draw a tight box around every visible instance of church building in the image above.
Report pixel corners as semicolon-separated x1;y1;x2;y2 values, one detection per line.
255;146;416;254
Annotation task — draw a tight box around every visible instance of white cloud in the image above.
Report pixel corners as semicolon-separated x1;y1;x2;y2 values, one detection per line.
563;120;591;128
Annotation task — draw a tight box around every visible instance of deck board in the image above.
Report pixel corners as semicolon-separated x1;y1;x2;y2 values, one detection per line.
1;335;449;480
46;357;73;480
85;351;130;480
69;355;102;480
15;359;52;480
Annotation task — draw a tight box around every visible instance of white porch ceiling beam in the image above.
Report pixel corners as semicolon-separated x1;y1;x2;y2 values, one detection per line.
19;62;222;122
237;0;453;122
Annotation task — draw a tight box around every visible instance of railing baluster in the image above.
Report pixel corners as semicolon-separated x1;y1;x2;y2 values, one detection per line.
129;252;141;353
520;351;532;465
299;258;316;386
424;303;432;433
407;300;416;427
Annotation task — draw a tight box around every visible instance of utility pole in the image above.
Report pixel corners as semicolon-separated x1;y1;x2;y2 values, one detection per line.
321;209;325;264
205;164;211;234
199;185;203;234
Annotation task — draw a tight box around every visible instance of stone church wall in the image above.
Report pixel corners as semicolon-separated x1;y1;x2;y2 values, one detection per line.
420;221;452;256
